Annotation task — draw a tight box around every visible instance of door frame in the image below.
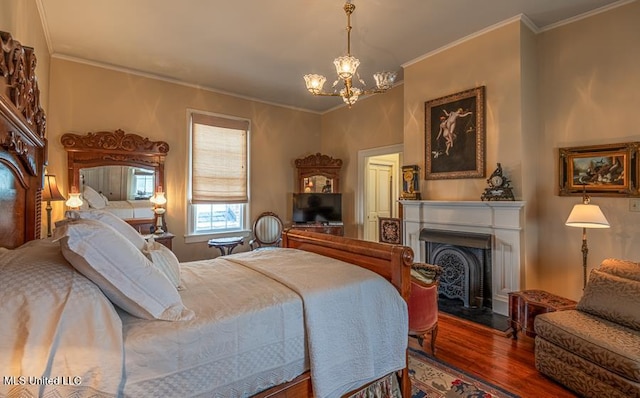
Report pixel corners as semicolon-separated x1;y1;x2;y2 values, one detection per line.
356;144;403;240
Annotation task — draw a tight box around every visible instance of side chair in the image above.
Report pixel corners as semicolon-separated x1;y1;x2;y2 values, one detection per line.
408;263;443;354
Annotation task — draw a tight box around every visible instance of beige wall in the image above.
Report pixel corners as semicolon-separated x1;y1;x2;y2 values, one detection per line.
0;0;49;111
319;85;404;237
46;59;321;261
5;0;640;301
396;1;640;300
535;1;640;298
403;21;525;200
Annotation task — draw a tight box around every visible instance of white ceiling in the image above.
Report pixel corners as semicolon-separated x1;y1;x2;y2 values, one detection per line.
37;0;625;113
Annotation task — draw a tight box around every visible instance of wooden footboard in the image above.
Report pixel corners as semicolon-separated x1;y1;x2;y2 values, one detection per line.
263;228;414;398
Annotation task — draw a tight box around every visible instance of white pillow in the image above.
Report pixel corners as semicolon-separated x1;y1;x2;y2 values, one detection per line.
144;239;182;289
0;238;125;394
65;209;146;250
83;185;107;209
54;219;194;321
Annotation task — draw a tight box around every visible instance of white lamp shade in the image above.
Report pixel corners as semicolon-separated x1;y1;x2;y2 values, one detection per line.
65;193;84;209
151;191;167;206
565;204;610;228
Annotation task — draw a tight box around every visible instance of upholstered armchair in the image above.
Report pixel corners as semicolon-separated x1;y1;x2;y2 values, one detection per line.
408;263;442;354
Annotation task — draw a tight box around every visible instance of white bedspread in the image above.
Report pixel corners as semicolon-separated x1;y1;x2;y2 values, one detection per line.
120;257;308;397
225;249;409;398
0;239;124;398
1;244;407;398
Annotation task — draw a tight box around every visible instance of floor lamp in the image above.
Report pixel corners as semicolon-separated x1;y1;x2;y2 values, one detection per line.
42;174;66;237
565;188;610;288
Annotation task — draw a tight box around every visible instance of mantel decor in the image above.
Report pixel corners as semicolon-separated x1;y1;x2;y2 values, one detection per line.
425;86;486;180
481;163;515;201
558;142;639;197
400;165;421;200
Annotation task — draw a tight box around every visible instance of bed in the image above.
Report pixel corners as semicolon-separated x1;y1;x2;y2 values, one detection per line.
78;184;155;220
0;30;413;398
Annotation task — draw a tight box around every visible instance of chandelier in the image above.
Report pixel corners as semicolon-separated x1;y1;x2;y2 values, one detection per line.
303;1;397;107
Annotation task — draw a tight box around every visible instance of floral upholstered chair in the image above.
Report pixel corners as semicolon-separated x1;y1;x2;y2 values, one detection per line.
408;263;443;354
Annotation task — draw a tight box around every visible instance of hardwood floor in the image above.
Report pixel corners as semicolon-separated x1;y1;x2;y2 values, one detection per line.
409;312;579;398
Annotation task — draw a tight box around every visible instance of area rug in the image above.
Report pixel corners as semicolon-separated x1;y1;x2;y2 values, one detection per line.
409;348;519;398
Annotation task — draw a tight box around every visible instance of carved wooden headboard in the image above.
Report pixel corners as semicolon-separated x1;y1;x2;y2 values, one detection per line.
0;31;47;248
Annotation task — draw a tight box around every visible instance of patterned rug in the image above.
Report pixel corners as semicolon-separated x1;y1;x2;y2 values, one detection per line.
409;348;519;398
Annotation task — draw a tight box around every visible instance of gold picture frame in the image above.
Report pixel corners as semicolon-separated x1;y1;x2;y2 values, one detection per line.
558;142;640;197
425;86;486;180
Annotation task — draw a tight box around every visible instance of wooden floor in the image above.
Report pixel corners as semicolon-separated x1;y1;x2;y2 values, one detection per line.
408;313;579;398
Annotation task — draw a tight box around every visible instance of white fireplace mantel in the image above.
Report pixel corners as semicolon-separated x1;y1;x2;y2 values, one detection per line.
400;200;525;315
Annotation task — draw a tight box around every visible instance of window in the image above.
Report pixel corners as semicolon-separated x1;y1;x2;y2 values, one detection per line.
132;171;154;199
188;111;249;235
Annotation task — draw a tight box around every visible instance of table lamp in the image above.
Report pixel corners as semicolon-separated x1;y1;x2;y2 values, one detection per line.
42;174;66;237
150;189;167;234
565;188;610;288
65;187;84;210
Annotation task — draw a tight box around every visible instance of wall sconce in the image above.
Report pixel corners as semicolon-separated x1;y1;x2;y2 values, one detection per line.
65;189;84;210
150;189;167;234
565;187;610;288
42;174;66;237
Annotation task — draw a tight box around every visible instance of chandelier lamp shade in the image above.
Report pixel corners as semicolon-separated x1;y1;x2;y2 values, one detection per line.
565;188;610;288
42;174;67;238
303;1;397;107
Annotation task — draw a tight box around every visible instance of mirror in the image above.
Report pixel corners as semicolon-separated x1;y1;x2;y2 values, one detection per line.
302;175;334;193
62;129;169;233
81;165;155;201
295;153;342;193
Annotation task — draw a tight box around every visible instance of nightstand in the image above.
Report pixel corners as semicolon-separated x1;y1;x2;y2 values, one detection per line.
147;232;175;251
508;289;577;339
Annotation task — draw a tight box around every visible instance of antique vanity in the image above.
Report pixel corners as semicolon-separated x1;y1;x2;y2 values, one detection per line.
61;129;174;249
290;153;344;236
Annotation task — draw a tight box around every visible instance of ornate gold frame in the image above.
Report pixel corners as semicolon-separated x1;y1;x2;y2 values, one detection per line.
424;86;485;180
559;142;639;197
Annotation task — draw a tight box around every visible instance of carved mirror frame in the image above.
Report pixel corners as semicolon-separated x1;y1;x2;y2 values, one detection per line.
295;153;342;193
61;129;169;233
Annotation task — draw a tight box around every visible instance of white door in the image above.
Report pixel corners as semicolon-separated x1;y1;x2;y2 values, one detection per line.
364;160;393;242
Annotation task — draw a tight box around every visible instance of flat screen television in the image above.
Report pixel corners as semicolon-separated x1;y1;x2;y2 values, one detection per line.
292;193;342;224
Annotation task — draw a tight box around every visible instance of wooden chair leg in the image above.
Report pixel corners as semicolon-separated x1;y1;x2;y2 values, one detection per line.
430;323;438;354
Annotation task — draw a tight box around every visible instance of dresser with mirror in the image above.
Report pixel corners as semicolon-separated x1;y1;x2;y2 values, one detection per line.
290;153;344;236
61;129;174;249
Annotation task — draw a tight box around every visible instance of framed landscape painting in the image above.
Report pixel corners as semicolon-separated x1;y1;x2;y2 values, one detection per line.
558;142;640;197
424;86;485;180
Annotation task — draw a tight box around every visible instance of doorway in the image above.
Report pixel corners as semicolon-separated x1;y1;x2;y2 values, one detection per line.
357;145;402;242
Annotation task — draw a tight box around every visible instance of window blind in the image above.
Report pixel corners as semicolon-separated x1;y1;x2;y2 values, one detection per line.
191;113;249;204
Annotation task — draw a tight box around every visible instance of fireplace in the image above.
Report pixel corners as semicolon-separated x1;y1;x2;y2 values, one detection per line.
400;200;525;316
420;229;492;309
